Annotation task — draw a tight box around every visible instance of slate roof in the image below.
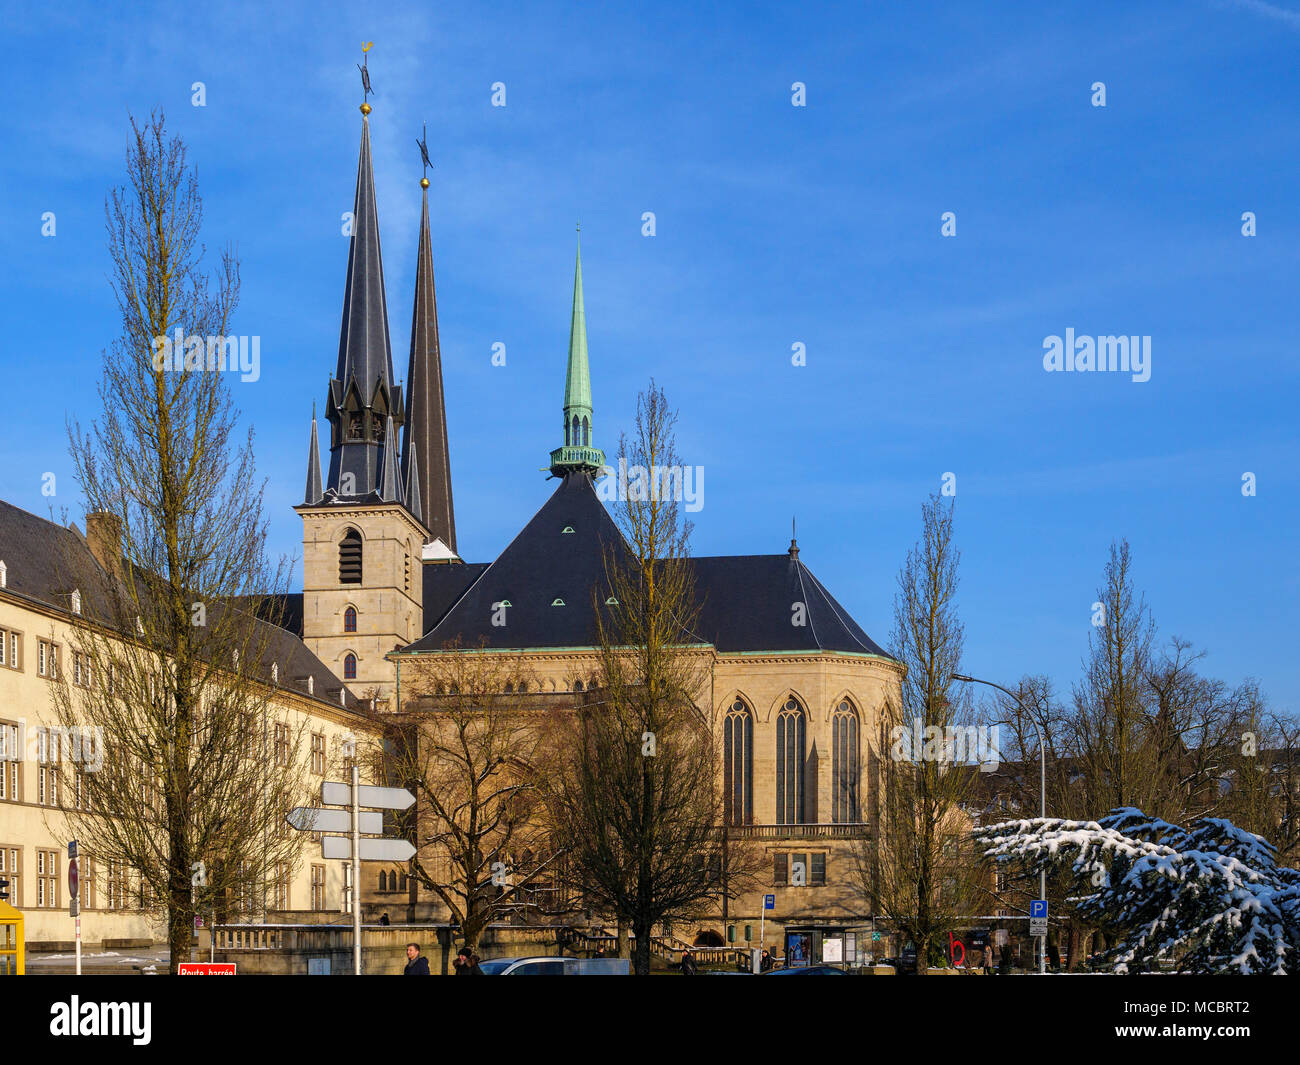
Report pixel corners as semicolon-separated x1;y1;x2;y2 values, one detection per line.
0;500;364;714
399;473;893;660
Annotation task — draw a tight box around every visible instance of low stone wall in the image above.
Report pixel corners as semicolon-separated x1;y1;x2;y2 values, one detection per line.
213;923;572;975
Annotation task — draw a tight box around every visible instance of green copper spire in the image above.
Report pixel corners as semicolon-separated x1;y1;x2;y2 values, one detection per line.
549;230;605;477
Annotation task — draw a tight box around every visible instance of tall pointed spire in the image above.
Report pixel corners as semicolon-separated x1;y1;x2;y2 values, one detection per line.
404;438;423;526
379;414;403;503
549;229;605;478
402;173;456;546
323;93;403;501
304;404;323;505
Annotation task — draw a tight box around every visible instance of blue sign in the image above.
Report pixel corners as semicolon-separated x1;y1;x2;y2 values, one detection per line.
764;894;775;910
1030;900;1048;918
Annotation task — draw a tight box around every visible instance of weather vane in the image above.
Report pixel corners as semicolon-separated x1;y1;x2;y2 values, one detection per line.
417;122;432;184
358;41;374;104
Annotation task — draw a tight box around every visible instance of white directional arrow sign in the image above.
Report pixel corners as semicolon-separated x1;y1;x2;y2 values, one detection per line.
286;807;383;835
321;836;416;862
321;782;416;810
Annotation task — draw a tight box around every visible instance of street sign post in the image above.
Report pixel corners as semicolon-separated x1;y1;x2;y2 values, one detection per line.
759;893;775;964
1030;899;1048;938
286;807;383;835
320;836;416;862
68;840;81;976
286;773;417;975
320;782;415;810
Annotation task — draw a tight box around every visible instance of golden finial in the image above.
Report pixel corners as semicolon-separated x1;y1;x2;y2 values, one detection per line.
420;177;430;189
358;42;374;112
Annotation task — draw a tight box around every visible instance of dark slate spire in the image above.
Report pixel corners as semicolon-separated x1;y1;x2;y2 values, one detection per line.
324;102;404;501
379;414;403;503
404;438;423;526
402;178;456;548
304;405;323;505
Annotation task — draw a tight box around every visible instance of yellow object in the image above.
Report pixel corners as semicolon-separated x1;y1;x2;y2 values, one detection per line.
361;103;372;115
0;900;24;975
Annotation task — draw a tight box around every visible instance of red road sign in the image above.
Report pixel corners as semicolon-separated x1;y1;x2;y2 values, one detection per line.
177;962;236;975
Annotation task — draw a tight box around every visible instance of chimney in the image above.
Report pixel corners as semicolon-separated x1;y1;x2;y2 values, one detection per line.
86;512;122;572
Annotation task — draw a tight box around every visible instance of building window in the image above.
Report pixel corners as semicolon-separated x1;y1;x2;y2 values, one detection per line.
273;862;291;910
311;864;326;910
344;654;357;681
339;528;363;585
274;723;288;766
775;697;806;825
37;849;59;909
37;728;58;808
810;852;826;886
773;852;788;885
832;699;860;823
0;845;20;907
310;733;325;775
723;698;754;826
104;860;123;911
0;722;19;803
0;628;20;670
38;639;59;678
78;854;96;911
344;606;357;633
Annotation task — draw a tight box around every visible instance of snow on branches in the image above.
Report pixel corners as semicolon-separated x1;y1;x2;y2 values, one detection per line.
974;808;1300;975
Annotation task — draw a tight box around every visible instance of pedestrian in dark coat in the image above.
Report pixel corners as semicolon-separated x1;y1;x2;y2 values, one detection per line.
680;949;697;975
453;946;483;975
403;943;430;975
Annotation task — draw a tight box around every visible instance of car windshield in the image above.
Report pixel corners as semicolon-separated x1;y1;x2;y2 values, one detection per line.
477;958;516;975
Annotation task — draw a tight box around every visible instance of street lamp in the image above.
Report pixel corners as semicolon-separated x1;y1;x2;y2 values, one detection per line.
952;672;1048;976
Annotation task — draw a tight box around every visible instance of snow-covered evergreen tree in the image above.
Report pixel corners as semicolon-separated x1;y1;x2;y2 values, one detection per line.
975;808;1300;974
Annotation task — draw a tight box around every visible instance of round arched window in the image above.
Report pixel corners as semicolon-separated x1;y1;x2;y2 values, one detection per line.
344;606;357;633
344;653;357;680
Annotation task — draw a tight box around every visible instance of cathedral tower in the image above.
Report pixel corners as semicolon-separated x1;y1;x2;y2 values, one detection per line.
296;88;426;701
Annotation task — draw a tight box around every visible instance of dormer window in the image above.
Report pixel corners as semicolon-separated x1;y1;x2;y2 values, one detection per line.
0;560;7;588
71;589;82;615
551;598;565;607
605;596;619;606
271;662;279;684
561;526;575;534
307;675;315;696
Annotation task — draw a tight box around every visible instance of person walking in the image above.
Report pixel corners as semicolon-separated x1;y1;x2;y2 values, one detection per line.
453;946;483;975
403;942;430;975
680;949;697;976
982;944;994;976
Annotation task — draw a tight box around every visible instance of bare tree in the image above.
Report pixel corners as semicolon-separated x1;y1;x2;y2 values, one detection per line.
543;382;753;974
50;112;304;972
853;494;983;974
372;640;562;957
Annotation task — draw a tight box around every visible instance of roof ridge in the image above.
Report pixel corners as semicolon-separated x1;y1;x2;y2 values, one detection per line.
800;562;880;656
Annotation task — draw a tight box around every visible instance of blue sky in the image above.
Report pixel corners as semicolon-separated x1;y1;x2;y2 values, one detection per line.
2;0;1297;711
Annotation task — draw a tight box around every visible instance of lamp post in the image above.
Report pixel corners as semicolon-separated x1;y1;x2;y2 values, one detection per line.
952;673;1047;976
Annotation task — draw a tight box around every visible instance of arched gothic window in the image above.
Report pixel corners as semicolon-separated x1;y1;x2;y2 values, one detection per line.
339;528;362;584
776;697;806;825
724;699;753;826
832;699;860;822
344;653;357;681
344;606;357;633
582;416;590;445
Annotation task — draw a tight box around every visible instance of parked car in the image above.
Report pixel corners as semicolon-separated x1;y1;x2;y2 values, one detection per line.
478;955;630;975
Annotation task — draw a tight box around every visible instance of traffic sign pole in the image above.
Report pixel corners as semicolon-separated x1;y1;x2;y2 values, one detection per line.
351;762;361;977
68;840;81;976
